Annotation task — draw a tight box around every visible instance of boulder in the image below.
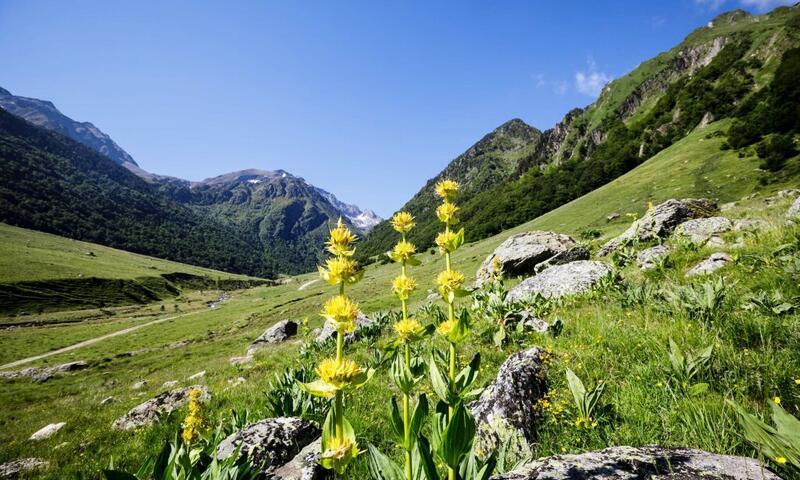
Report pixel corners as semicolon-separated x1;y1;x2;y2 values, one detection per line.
216;417;320;475
508;261;612;300
599;199;717;255
489;446;780;480
675;217;732;244
788;196;800;221
0;361;88;383
533;245;591;274
112;385;209;430
29;422;65;440
476;232;578;286
0;458;49;478
131;380;147;390
248;320;299;354
686;252;733;277
471;347;547;459
230;355;254;366
315;313;375;344
636;245;670;271
271;437;329;480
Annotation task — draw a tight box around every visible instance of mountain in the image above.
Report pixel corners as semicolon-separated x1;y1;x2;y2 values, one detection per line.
314;187;382;233
0;87;139;171
0;107;270;276
359;5;800;260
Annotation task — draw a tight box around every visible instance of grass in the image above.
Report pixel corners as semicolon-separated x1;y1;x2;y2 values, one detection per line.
1;120;799;478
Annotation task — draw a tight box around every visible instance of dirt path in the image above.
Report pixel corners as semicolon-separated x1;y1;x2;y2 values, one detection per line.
298;279;319;291
0;309;206;370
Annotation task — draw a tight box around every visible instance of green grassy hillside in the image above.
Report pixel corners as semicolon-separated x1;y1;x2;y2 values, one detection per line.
2;119;799;478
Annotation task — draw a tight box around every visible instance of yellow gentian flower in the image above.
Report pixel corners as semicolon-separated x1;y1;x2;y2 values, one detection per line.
389;240;417;263
436;269;465;296
435;230;459;253
326;218;357;257
434;179;459;200
392;274;416;301
319;256;361;285
436;201;459;224
321;295;359;332
437;319;457;337
391;211;415;233
394;317;424;343
316;358;365;389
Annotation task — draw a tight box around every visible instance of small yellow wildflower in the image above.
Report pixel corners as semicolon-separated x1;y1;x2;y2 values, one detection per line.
389;240;417;263
392;274;416;301
656;381;664;388
436;269;465;296
319;256;360;285
774;396;782;405
320;436;360;473
434;179;459;200
181;388;204;444
776;457;787;465
326;218;357;257
316;358;365;389
795;378;800;385
435;230;460;253
436;201;459;224
390;211;415;233
321;295;359;332
394;317;424;343
437;319;457;337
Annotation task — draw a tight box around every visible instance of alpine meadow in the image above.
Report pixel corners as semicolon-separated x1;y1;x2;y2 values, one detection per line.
2;3;800;480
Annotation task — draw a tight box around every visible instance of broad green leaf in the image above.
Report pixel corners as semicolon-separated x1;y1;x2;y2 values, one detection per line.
367;444;404;480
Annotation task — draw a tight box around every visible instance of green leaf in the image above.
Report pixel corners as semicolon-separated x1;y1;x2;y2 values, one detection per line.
438;403;476;469
390;396;405;445
416;435;441;480
454;353;481;397
565;368;586;412
410;394;430;439
688;383;709;397
771;401;800;445
429;356;451;404
367;444;404;480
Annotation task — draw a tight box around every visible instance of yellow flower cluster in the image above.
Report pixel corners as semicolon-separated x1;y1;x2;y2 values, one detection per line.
392;274;417;301
389;240;417;263
434;179;458;200
435;230;459;254
326;218;358;257
394;317;424;342
319;256;360;286
322;295;359;333
436;319;457;337
320;436;360;473
436;201;459;224
181;388;204;444
436;269;465;296
317;358;365;389
391;211;416;233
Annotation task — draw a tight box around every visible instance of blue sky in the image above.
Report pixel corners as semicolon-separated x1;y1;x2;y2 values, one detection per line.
0;0;793;216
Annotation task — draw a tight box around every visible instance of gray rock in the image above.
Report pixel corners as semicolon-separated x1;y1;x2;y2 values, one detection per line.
216;417;319;474
476;232;578;286
188;371;206;380
599;198;717;255
100;396;115;405
686;252;733;277
29;422;65;440
606;212;620;221
471;347;547;459
489;446;780;480
248;320;299;354
112;385;209;430
788;196;800;221
533;245;591;274
315;314;375;345
733;218;767;232
720;201;737;212
270;437;330;480
675;217;732;244
162;380;179;388
230;355;254;366
0;361;88;383
520;315;549;333
636;245;670;271
0;458;49;478
131;380;147;390
509;261;612;300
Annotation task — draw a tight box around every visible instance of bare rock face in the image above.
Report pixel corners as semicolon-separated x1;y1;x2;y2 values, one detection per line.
29;422;65;440
533;245;591;274
788;196;800;221
675;217;732;244
248;320;299;354
315;314;375;344
112;385;209;430
489;446;781;480
508;261;612;300
0;361;88;383
471;347;547;459
599;199;717;256
216;417;320;475
637;245;670;271
476;232;579;286
686;252;733;277
271;437;330;480
0;458;49;478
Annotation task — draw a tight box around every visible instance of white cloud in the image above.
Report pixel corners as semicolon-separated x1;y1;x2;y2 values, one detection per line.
530;73;568;95
694;0;794;11
574;57;611;97
553;80;568;95
530;73;546;87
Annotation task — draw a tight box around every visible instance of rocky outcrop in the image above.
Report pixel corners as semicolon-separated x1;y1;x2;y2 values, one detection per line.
29;422;65;440
0;361;88;383
637;245;670;271
686;252;733;277
471;347;547;458
230;355;254;365
675;217;732;244
315;314;375;344
508;261;612;300
216;417;320;475
599;199;717;255
788;196;800;221
476;232;579;286
271;437;329;480
533;245;591;274
112;385;209;430
248;320;299;354
489;446;779;480
0;458;49;478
